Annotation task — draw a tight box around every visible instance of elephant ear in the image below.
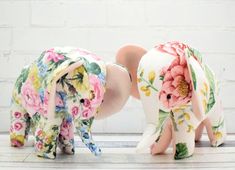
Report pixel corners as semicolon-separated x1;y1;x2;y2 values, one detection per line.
116;45;147;99
185;47;215;121
95;63;132;119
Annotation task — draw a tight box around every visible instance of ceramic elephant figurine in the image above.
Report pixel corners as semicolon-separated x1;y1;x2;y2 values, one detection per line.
116;41;226;159
10;47;131;159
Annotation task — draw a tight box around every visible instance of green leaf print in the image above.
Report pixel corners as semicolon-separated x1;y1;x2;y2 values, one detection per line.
204;65;215;92
212;118;224;131
187;47;203;63
206;89;216;114
204;65;216;114
159;75;164;81
87;62;101;75
189;64;197;91
15;66;30;94
156;109;170;131
174;143;189;160
170;111;178;131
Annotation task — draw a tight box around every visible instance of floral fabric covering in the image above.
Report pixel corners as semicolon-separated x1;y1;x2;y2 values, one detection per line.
137;42;226;159
10;47;106;159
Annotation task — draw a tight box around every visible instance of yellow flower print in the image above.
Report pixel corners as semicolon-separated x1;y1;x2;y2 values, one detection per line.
138;70;158;97
10;133;24;144
12;89;21;105
187;124;194;133
28;64;41;90
183;112;190;121
203;99;207;112
137;69;144;83
45;136;52;144
178;120;184;125
203;82;208;93
176;109;195;133
140;86;151;96
200;81;210;112
172;105;188;113
214;131;222;140
148;71;156;84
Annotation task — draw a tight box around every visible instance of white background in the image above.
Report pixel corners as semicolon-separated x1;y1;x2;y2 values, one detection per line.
0;0;235;133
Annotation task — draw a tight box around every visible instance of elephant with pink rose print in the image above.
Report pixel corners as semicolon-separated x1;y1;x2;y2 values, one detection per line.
116;41;226;159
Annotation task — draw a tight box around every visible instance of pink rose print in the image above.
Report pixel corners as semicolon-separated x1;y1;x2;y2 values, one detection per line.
21;81;41;112
83;98;91;108
10;125;13;133
158;43;192;109
89;75;104;107
155;41;188;58
14;112;22;119
71;106;79;117
38;91;49;116
56;95;64;107
60;121;74;140
82;108;94;118
36;129;43;137
14;122;23;131
45;48;64;63
36;141;43;150
77;48;101;60
11;139;23;147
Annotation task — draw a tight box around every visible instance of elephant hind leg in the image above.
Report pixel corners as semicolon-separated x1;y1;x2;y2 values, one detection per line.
10;99;31;147
58;117;75;155
195;122;204;142
204;98;226;147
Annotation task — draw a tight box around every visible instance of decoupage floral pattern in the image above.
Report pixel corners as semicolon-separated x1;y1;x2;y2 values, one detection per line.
10;47;106;159
138;41;226;159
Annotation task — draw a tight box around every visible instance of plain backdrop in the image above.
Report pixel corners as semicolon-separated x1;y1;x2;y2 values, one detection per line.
0;0;235;133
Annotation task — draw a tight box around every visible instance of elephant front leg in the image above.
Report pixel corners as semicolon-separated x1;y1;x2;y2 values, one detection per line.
75;117;101;156
34;116;61;159
150;118;172;155
171;105;200;160
10;99;31;147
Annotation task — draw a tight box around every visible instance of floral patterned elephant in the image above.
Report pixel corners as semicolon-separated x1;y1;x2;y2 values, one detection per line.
116;41;226;159
10;47;131;159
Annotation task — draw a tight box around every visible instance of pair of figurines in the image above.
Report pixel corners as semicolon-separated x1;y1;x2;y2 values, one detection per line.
10;41;226;159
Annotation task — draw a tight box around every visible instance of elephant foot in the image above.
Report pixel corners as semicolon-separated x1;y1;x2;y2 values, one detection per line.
174;143;193;160
36;151;57;159
10;135;25;147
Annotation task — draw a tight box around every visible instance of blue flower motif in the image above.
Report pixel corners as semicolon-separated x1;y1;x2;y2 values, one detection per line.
55;91;67;113
37;61;48;77
39;88;44;103
98;73;105;85
66;115;73;123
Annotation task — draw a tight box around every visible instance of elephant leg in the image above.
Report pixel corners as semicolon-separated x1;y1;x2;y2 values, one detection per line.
34;116;62;159
195;121;204;142
150;118;172;155
75;117;101;156
10;99;31;147
171;105;200;160
58;116;75;155
205;98;226;147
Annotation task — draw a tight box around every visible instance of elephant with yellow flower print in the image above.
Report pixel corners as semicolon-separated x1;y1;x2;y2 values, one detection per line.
116;41;226;160
10;47;132;159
